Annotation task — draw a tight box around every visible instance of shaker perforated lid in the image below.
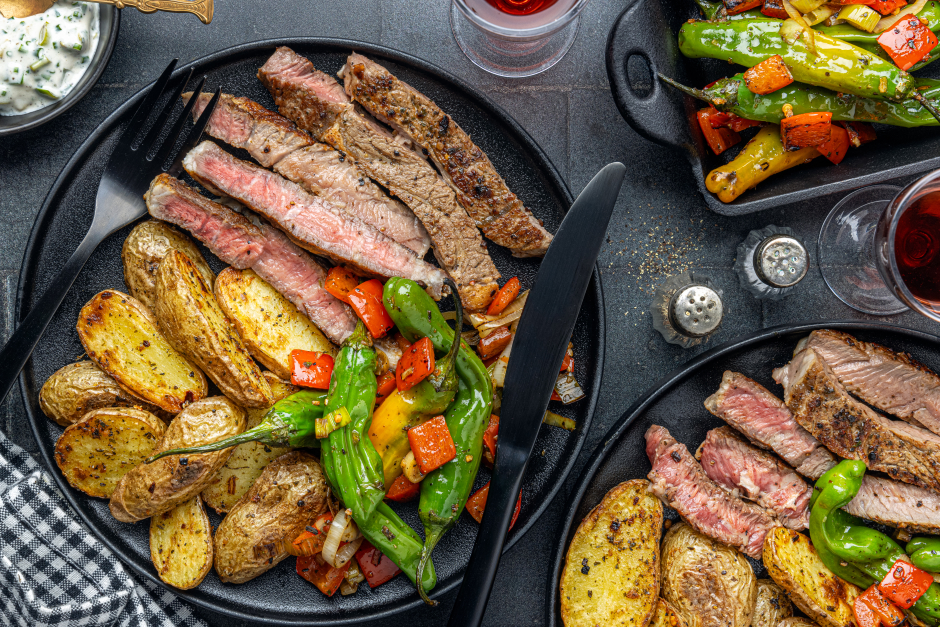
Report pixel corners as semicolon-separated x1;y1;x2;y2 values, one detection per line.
754;234;808;288
668;284;723;337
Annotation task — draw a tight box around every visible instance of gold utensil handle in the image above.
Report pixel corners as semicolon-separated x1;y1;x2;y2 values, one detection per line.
106;0;213;23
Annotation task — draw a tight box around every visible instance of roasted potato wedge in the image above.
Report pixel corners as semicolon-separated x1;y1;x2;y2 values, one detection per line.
778;620;820;627
214;450;329;584
752;579;793;627
214;268;334;379
77;290;207;413
54;407;166;498
154;251;272;409
560;479;663;627
150;496;213;590
650;598;688;627
109;396;245;523
40;361;168;426
122;220;214;312
764;527;860;627
662;522;756;627
201;373;297;514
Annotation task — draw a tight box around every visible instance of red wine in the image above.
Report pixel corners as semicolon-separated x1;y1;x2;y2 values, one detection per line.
895;192;940;312
462;0;577;28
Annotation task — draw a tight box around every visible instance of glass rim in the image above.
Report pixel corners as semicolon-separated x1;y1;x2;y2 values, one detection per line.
452;0;589;38
885;170;940;323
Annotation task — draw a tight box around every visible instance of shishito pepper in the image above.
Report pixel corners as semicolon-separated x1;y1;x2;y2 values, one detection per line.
908;537;940;572
384;277;493;605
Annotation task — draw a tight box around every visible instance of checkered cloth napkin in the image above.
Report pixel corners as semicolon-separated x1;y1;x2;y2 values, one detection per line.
0;429;206;627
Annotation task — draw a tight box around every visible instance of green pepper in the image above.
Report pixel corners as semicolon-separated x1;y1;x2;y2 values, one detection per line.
357;501;437;592
908;538;940;572
660;74;940;128
145;390;328;462
384;277;493;605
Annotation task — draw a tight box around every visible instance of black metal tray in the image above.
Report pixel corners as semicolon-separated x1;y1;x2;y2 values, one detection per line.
546;321;940;626
606;0;940;215
16;38;605;625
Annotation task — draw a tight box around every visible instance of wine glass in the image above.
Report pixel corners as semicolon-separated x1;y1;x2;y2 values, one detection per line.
818;173;940;322
450;0;588;78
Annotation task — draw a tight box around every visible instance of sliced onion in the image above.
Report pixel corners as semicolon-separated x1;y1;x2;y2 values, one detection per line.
780;18;805;43
346;562;366;585
489;334;513;389
468;291;529;337
373;335;403;373
340;518;361;543
340;580;359;596
783;0;817;54
322;508;350;567
332;536;363;569
875;0;926;31
804;5;835;25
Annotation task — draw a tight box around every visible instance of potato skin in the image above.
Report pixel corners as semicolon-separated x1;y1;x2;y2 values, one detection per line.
661;523;757;627
560;479;663;627
109;396;245;523
122;220;215;312
778;619;820;627
55;407;166;498
154;250;272;409
214;268;335;379
764;526;860;627
752;579;793;627
214;450;329;584
40;361;167;426
150;496;213;590
77;290;208;413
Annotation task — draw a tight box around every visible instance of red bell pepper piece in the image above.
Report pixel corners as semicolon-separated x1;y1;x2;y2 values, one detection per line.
551;390;563;402
817;123;851;164
842;121;877;148
483;414;499;466
878;14;938;70
375;371;397;405
478;325;513;361
697;109;742;155
487;277;521;316
761;0;789;18
781;112;833;151
855;585;905;627
709;112;763;133
385;474;420;502
354;540;402;588
743;55;794;95
348;279;395;338
869;0;906;13
878;559;934;608
289;512;333;556
724;0;762;13
289;350;334;389
296;555;351;596
407;415;457;474
396;336;435;392
465;482;521;528
324;266;360;304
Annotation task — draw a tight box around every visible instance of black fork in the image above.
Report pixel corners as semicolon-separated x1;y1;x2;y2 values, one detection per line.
0;60;221;405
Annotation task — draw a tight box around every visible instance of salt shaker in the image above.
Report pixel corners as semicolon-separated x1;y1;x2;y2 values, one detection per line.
651;271;724;348
735;225;808;301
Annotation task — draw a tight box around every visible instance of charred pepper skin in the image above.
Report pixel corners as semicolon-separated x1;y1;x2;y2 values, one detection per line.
383;277;493;605
679;19;919;102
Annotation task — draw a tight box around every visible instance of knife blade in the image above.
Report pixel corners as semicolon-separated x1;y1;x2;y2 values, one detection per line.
446;162;626;626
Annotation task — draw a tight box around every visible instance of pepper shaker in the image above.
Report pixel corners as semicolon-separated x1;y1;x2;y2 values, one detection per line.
651;271;724;348
735;225;808;301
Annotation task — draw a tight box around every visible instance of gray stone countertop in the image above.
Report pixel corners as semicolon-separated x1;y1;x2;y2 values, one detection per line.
1;0;938;625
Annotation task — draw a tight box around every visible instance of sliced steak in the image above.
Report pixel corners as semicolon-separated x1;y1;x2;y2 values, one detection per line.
258;47;499;311
799;329;940;436
697;426;810;530
707;370;940;533
645;424;777;558
144;174;356;343
182;141;446;298
185;92;431;257
775;349;940;493
342;53;553;258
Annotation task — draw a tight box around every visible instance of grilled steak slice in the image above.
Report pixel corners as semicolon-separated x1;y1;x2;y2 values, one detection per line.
799;329;940;436
185;92;431;257
258;47;499;311
144;174;356;343
706;370;940;533
342;54;553;258
183;141;447;298
775;349;940;493
697;427;810;530
645;424;777;558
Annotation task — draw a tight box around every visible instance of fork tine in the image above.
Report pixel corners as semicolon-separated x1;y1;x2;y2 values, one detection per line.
142;68;194;158
168;86;221;177
115;58;178;152
154;75;206;168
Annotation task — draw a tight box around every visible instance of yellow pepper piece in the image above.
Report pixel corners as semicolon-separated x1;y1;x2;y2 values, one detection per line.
368;388;435;488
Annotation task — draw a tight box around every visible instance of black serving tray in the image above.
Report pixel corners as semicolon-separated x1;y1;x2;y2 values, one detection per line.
606;0;940;215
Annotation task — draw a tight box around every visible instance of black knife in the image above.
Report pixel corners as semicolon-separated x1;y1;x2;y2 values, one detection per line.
446;162;626;626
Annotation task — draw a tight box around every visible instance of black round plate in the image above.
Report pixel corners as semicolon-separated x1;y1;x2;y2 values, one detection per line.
16;38;604;625
546;322;940;627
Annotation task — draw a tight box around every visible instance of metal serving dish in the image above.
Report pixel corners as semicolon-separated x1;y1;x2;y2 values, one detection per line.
606;0;940;215
0;6;119;137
